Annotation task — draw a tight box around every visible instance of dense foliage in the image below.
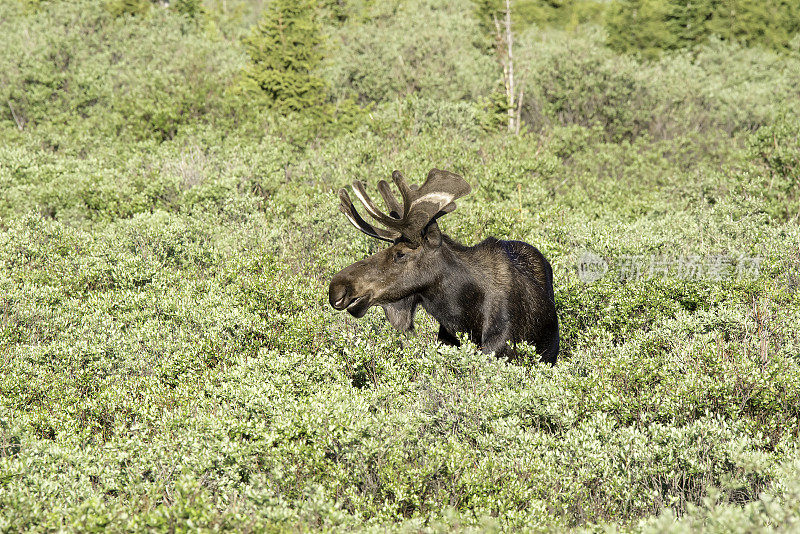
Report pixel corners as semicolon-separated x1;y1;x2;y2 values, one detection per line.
239;0;328;113
474;0;607;34
1;0;799;532
606;0;800;58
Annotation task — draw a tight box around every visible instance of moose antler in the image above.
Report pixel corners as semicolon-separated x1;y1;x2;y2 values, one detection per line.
338;169;471;244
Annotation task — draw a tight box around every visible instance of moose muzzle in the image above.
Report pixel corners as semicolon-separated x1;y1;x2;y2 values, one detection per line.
329;269;373;318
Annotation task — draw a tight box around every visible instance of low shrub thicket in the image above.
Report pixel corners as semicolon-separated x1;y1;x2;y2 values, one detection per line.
517;29;800;141
0;1;244;141
2;116;800;530
322;0;496;105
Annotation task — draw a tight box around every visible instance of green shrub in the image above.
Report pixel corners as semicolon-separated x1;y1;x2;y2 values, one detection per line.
606;0;800;58
0;0;243;141
746;115;800;219
474;0;609;35
516;28;800;140
323;0;497;104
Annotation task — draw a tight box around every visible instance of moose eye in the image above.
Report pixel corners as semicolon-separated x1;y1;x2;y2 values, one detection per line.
394;251;406;262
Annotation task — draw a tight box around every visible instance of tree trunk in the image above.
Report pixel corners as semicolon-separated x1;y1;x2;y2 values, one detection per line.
505;0;515;133
494;0;520;134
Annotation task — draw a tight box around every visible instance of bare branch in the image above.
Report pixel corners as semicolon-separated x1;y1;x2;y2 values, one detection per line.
505;0;515;133
7;101;24;131
494;0;521;134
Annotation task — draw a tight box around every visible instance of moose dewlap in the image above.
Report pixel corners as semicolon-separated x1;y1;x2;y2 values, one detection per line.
329;169;559;363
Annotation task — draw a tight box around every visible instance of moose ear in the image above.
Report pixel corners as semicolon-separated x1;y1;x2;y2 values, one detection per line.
423;221;442;247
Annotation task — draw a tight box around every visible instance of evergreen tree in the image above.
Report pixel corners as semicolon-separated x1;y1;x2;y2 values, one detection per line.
240;0;328;114
605;0;680;58
707;0;800;52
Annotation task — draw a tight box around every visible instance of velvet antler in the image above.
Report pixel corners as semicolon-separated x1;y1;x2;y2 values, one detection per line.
338;169;471;244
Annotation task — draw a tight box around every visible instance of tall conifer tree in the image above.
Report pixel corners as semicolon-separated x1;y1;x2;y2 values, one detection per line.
240;0;327;113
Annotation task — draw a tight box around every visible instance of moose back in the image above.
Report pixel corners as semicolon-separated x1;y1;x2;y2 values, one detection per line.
329;169;559;363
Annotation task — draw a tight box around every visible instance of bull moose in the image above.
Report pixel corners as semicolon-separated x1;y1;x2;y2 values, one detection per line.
328;169;559;363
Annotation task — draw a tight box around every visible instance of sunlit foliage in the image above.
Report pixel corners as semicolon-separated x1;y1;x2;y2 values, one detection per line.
1;0;799;531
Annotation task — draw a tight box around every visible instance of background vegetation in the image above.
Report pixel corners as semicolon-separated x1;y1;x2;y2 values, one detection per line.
1;0;799;531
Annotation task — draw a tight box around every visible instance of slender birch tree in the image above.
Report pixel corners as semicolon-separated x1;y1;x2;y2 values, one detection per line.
493;0;523;134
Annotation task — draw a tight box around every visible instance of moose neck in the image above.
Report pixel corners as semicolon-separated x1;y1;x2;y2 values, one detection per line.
417;234;486;338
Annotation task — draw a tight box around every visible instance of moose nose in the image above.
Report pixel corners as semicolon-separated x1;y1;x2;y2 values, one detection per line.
329;282;350;310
